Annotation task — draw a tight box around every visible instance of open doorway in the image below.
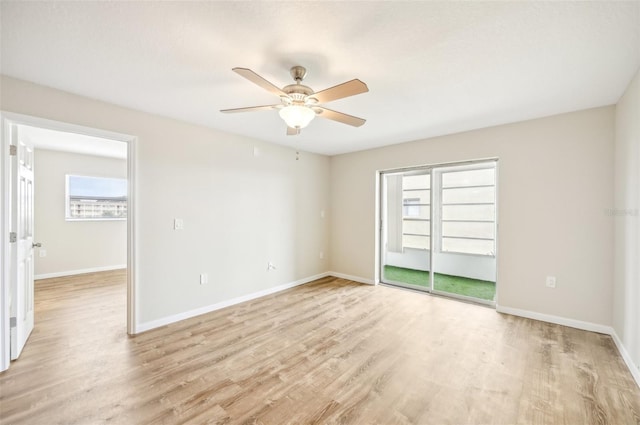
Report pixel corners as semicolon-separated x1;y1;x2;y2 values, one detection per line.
0;113;137;371
26;126;128;280
379;160;498;306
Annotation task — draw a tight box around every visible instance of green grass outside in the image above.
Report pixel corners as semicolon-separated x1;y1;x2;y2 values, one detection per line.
383;265;496;301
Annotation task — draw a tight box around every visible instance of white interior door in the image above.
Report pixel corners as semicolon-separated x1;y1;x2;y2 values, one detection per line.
10;125;35;360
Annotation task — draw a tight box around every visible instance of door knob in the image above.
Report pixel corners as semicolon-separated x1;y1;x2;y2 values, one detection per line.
32;242;42;248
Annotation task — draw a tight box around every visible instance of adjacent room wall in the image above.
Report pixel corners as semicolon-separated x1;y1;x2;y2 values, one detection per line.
614;67;640;375
1;75;330;327
34;149;127;278
330;107;614;326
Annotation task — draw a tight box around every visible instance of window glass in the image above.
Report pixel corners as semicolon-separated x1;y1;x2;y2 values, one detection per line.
403;174;430;190
403;220;430;236
442;238;494;256
442;222;494;239
66;175;127;220
442;204;495;221
401;174;430;250
403;235;430;250
442;186;495;204
440;167;495;255
442;168;494;188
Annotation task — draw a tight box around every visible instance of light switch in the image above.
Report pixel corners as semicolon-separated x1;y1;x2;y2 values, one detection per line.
174;218;184;230
546;276;556;288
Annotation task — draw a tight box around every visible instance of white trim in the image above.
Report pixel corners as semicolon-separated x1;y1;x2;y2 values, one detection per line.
374;170;382;286
497;304;640;389
35;265;127;280
0;112;137;372
127;137;138;335
136;272;330;333
496;305;612;334
610;329;640;388
0;112;135;143
0;114;12;371
328;271;375;285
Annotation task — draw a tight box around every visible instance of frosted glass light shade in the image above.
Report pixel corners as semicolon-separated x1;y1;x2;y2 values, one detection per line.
279;105;315;129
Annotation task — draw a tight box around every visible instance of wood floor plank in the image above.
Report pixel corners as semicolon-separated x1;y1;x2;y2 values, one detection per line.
0;270;639;424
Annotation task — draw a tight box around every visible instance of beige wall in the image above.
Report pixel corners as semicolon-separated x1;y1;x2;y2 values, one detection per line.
1;74;624;336
34;149;127;277
1;75;330;326
614;67;640;371
330;107;615;326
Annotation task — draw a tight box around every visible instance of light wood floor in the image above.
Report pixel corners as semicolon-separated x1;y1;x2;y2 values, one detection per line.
0;270;638;424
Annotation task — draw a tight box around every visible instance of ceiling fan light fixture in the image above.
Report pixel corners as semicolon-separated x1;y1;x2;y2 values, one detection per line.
279;104;315;129
221;66;368;135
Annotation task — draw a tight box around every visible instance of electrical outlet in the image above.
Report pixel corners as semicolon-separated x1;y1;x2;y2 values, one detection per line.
174;218;184;230
267;262;276;271
200;273;208;285
39;249;47;258
546;276;556;288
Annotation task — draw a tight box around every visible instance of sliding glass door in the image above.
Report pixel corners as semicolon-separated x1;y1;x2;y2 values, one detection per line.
380;160;497;305
380;170;431;291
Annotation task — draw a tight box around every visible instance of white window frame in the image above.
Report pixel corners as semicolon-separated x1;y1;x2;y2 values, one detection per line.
65;174;127;221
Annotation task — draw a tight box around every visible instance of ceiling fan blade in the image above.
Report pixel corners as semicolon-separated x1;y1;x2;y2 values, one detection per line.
315;107;366;127
286;127;300;136
220;104;281;113
310;79;368;104
232;68;287;97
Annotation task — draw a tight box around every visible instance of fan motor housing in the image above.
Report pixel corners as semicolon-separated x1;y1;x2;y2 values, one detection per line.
283;84;314;97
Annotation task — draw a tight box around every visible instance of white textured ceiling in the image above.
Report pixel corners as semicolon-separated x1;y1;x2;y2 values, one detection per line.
1;1;639;156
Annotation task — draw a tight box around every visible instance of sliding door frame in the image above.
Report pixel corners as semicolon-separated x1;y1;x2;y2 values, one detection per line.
379;167;433;292
377;158;499;306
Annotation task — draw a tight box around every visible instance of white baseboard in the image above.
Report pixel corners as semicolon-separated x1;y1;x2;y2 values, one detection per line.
328;271;375;285
495;305;612;334
497;304;639;389
136;272;330;333
610;329;640;388
35;264;127;280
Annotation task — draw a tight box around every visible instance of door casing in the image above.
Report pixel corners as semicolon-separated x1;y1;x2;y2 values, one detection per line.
0;111;138;372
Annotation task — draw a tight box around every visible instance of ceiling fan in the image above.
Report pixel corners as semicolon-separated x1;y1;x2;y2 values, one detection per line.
221;66;368;135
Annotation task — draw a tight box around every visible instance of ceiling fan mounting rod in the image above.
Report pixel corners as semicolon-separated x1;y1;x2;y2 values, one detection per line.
290;65;307;83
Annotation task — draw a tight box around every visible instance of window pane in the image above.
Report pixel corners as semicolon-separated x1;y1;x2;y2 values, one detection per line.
442;186;494;204
403;174;430;190
442;168;494;188
403;220;430;236
67;175;127;219
442;204;495;221
403;190;429;204
403;235;430;250
442;222;494;239
403;204;430;219
442;238;494;255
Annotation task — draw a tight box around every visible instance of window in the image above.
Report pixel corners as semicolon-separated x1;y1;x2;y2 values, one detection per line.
66;175;127;220
440;167;495;256
403;198;420;217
